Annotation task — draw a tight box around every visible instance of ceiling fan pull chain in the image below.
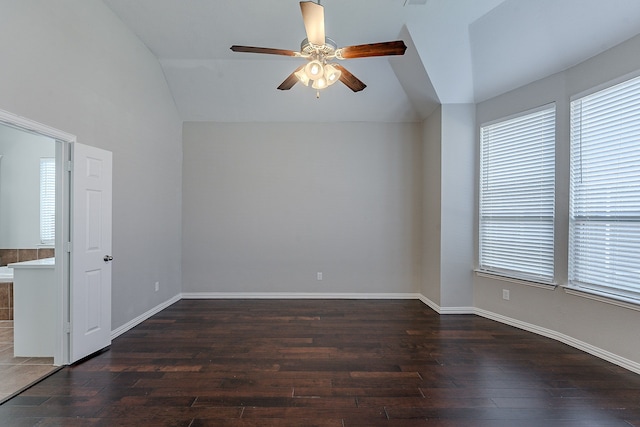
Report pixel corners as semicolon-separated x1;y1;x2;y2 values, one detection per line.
316;90;320;99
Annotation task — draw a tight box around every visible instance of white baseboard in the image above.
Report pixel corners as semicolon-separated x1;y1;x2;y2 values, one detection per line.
440;306;475;314
110;293;181;340
415;294;474;314
181;292;423;300
416;294;440;312
474;308;640;375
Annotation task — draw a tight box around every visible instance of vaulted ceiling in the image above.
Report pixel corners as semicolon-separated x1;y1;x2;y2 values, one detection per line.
102;0;640;122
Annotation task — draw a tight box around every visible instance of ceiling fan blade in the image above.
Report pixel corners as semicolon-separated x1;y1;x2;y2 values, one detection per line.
300;1;325;46
277;65;305;91
230;45;298;57
338;41;407;59
333;64;366;92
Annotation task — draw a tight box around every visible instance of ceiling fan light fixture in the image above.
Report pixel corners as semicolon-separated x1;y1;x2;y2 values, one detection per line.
294;68;310;86
324;63;341;86
312;76;328;90
304;60;324;80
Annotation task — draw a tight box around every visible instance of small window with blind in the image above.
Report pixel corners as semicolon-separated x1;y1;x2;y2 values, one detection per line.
40;157;55;245
479;105;556;284
569;75;640;303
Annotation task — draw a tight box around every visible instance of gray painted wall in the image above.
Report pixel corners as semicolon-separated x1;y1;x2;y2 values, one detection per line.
475;33;640;367
420;104;475;310
0;126;55;248
182;122;422;295
421;107;442;304
440;104;475;309
0;1;183;330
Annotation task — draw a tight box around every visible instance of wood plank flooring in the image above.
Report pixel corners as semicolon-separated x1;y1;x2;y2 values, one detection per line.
1;299;639;426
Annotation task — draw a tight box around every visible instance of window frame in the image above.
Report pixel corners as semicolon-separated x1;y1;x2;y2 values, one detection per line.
478;104;557;285
568;73;640;304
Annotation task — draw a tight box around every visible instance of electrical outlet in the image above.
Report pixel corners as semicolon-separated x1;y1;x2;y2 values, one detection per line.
502;289;510;300
155;281;159;292
317;272;323;281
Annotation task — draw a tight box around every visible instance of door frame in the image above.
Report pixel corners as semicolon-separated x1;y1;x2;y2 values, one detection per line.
0;108;75;365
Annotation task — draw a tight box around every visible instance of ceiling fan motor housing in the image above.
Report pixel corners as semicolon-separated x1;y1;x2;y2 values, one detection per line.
300;37;338;59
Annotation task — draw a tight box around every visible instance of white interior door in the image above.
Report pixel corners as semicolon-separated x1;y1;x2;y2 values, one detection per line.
70;142;112;363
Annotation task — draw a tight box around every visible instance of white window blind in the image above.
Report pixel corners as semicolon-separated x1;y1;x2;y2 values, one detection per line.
40;157;55;245
479;106;556;282
570;75;640;301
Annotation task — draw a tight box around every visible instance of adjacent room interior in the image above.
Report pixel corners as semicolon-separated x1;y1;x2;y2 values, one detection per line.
1;0;640;424
0;124;59;401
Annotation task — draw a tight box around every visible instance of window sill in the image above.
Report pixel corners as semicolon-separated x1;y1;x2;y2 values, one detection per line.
563;286;640;312
475;270;557;290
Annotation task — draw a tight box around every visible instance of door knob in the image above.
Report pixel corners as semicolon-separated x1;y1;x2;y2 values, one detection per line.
103;255;113;262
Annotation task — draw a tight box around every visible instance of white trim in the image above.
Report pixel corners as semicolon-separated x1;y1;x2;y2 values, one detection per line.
110;294;181;340
440;306;475;314
415;294;474;314
475;270;557;290
416;294;441;313
0;109;76;142
474;307;640;375
564;287;640;313
180;292;422;300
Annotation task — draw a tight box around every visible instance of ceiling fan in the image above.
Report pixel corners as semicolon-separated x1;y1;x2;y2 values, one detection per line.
230;1;407;95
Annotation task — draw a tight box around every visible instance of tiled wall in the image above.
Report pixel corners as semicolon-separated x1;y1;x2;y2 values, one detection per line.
0;283;12;320
0;248;54;320
0;248;55;267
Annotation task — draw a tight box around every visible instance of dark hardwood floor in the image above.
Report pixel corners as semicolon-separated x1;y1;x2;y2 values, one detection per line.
1;299;639;426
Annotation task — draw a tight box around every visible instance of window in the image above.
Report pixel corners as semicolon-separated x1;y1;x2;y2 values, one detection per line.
479;105;556;283
569;75;640;302
40;157;55;245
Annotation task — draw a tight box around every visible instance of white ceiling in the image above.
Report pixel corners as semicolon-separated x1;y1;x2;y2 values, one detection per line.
102;0;640;122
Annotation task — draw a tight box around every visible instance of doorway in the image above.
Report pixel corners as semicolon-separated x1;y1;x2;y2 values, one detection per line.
0;109;113;403
0;121;61;402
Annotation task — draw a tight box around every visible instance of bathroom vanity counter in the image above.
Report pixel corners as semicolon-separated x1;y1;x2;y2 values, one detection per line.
9;257;55;269
8;257;55;357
